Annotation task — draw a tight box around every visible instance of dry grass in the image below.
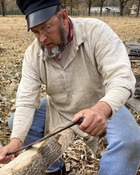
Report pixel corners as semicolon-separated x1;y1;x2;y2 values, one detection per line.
0;16;33;63
96;16;140;42
0;16;140;63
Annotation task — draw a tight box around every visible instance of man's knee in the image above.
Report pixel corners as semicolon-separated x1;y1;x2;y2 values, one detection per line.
110;127;140;156
125;128;140;153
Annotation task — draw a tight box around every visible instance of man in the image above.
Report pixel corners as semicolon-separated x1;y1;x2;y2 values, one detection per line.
0;0;140;174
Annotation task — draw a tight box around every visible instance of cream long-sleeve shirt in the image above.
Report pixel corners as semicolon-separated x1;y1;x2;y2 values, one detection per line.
11;18;136;143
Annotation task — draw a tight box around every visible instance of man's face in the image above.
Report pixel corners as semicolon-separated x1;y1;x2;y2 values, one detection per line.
31;11;68;58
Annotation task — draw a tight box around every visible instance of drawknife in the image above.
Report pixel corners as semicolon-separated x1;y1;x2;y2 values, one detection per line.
7;117;84;156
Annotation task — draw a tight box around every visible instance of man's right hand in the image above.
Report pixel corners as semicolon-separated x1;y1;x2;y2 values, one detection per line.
0;138;22;164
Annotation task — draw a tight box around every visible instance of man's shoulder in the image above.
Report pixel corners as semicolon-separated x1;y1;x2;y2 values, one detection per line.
71;17;108;35
71;17;104;26
71;17;109;42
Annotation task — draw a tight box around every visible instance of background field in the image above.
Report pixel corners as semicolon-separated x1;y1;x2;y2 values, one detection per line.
0;16;140;174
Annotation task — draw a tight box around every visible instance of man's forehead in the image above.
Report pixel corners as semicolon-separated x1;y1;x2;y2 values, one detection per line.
31;15;57;32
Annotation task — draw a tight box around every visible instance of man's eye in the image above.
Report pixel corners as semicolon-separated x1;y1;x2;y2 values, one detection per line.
33;32;38;34
44;26;51;31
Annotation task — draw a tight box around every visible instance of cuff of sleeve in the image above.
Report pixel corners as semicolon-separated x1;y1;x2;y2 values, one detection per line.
99;87;131;115
10;107;35;143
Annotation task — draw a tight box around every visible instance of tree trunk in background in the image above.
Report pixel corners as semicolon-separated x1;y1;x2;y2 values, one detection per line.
100;0;106;16
0;0;5;16
119;0;130;16
120;3;124;16
100;4;103;16
87;5;91;16
136;0;140;17
86;0;95;16
70;0;73;15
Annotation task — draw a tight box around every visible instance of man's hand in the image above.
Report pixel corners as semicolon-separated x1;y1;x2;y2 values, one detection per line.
0;138;22;164
72;101;112;136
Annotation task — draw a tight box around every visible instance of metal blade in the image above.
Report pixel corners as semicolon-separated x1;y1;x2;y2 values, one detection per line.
7;117;84;155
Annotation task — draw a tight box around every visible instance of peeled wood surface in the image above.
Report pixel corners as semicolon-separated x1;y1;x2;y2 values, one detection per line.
0;129;75;175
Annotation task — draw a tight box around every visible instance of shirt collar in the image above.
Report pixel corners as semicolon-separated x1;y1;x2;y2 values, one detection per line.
67;17;74;45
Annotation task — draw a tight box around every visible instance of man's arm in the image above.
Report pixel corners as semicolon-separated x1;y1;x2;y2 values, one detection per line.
0;43;42;163
73;19;135;136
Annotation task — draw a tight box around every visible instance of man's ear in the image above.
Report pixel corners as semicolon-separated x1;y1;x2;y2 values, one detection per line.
60;9;68;25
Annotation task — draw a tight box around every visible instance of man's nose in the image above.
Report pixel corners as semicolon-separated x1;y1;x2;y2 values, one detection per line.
39;33;48;43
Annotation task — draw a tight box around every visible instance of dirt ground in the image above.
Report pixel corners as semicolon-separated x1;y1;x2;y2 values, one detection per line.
0;16;140;174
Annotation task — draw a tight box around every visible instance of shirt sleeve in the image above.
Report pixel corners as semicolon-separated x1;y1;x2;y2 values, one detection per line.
93;21;136;114
10;107;35;142
99;87;131;115
10;44;42;142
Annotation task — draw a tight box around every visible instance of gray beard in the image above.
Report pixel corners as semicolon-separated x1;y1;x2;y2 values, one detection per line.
42;46;62;58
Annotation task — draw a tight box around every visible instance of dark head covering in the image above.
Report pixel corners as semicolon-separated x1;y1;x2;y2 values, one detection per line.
16;0;61;30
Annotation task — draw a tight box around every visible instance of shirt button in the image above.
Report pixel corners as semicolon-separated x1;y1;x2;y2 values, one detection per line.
61;71;65;75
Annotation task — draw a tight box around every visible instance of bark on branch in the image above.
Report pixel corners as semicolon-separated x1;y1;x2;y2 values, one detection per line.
0;129;75;175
